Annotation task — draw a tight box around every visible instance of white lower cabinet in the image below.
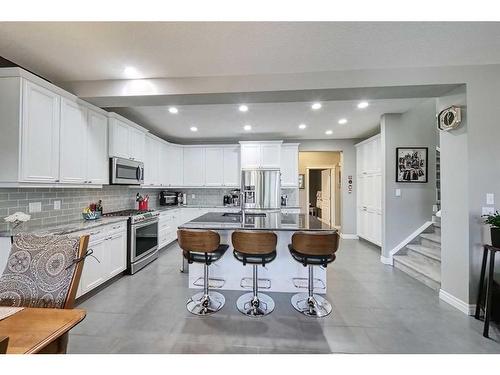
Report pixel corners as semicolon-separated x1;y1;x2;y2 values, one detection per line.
76;222;127;298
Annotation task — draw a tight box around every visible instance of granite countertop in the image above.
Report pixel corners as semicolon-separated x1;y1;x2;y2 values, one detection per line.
178;212;334;231
0;216;128;238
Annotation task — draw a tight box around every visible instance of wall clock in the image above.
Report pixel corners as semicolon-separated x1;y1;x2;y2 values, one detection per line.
437;105;462;131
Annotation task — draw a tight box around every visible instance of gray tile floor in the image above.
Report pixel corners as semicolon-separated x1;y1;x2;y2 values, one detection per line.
69;239;500;354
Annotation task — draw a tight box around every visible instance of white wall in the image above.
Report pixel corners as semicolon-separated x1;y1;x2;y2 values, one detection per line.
292;139;360;236
381;99;438;258
437;86;470;304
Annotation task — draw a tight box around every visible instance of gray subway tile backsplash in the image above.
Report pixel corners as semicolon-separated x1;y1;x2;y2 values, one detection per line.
0;185;299;232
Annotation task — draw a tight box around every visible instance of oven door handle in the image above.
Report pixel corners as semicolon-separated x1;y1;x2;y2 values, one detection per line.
132;218;159;229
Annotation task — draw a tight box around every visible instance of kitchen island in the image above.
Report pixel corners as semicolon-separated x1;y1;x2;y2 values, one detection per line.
179;211;336;293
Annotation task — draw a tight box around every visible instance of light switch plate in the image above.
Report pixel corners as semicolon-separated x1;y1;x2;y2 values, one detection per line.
486;193;495;205
482;206;495;216
191;194;195;199
28;202;41;213
53;200;61;210
395;189;401;197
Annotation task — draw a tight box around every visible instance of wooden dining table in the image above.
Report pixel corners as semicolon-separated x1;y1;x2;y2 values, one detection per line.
0;307;86;354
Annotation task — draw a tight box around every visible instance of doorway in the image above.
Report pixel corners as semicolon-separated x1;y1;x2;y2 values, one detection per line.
306;166;337;227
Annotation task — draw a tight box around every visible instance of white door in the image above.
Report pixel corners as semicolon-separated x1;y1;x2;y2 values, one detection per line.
240;144;261;169
260;144;281;168
107;232;127;278
183;147;205;186
20;80;60;182
223;146;240;187
108;119;129;159
128;127;145;162
59;99;87;184
86;109;108;185
321;169;331;225
280;145;298;187
205;147;224;186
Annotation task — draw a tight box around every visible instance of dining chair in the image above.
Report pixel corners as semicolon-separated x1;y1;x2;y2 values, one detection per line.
0;336;8;354
0;234;89;353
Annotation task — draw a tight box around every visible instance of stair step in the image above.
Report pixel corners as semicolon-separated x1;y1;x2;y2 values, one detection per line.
393;254;441;291
406;244;441;262
420;232;441;244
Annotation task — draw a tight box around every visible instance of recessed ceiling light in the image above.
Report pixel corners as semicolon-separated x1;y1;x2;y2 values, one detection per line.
190;126;198;132
168;107;178;114
325;130;333;135
311;102;322;110
239;104;249;112
299;123;307;129
243;124;252;131
124;66;140;78
357;101;369;109
338;118;348;125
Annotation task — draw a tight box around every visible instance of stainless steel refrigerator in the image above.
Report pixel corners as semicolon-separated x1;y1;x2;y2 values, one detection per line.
241;169;281;210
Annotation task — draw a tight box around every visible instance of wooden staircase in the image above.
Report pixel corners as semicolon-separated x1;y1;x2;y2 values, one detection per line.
393;216;441;290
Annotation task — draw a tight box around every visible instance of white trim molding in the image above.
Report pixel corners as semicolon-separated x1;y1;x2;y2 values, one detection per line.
389;221;434;257
380;255;393;265
439;289;476;315
340;233;359;240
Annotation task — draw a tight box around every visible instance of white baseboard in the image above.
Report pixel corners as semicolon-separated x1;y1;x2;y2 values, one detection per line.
380;255;393;265
389;221;434;257
439;289;476;315
340;233;359;240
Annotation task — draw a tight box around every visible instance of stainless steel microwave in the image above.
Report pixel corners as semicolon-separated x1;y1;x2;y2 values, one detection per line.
110;157;144;185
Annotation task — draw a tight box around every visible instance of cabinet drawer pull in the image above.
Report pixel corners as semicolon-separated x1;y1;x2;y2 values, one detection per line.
90;231;101;236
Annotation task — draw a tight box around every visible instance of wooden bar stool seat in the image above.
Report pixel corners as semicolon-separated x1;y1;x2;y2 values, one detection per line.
178;229;229;316
289;231;339;318
232;230;277;317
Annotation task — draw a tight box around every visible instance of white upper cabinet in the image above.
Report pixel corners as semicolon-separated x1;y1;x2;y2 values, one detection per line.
167;143;184;187
144;135;160;186
223;146;240;187
59;98;88;184
260;143;281;168
205;147;224;186
240;141;282;169
183;147;205;186
158;141;169;187
240;143;261;169
280;143;299;187
128;126;145;162
20;80;61;182
86;109;108;185
108;118;129;159
108;116;146;162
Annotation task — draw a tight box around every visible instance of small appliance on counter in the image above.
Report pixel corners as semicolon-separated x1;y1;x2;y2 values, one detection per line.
230;189;241;206
159;191;179;206
223;194;232;205
281;194;289;207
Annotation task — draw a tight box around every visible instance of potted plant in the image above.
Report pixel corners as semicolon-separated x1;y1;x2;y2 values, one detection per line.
483;211;500;248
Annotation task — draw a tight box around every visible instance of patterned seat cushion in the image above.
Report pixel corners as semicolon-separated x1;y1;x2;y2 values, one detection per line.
0;234;80;309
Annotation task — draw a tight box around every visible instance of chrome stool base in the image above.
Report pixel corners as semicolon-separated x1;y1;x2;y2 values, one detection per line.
291;292;332;318
187;291;225;316
236;292;275;317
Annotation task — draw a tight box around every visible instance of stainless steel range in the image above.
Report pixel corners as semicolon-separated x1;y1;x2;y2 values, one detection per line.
103;209;160;274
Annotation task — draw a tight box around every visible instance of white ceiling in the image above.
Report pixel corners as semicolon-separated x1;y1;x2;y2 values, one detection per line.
0;22;499;82
111;98;425;142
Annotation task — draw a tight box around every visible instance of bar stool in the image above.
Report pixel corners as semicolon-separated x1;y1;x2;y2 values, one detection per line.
232;230;278;317
177;229;229;315
289;231;339;317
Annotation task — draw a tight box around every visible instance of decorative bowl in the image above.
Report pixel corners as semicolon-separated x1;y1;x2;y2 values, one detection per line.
82;211;101;221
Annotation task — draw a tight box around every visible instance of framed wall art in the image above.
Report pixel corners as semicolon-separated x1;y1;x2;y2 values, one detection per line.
396;147;428;183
